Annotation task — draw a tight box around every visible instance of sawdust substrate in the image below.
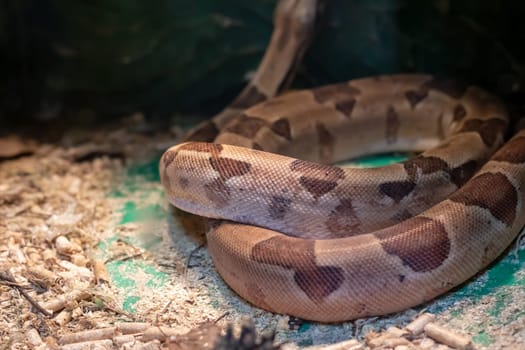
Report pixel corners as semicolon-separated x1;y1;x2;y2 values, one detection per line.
1;116;524;349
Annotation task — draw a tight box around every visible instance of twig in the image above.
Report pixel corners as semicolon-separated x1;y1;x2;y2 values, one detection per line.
184;243;205;277
155;299;174;324
213;312;230;324
104;252;144;264
0;270;53;317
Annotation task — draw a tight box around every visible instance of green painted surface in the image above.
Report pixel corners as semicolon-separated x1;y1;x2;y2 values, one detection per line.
119;201;166;225
346;153;411;168
122;296;141;313
473;331;492;347
459;250;525;300
99;155;170;313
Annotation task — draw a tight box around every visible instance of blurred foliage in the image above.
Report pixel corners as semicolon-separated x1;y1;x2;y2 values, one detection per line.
0;0;524;121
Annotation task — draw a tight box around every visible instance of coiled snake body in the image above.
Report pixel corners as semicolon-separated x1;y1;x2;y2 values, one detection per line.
160;74;525;322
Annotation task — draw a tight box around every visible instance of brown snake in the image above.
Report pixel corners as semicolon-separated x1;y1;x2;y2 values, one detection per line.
160;74;525;322
160;1;525;322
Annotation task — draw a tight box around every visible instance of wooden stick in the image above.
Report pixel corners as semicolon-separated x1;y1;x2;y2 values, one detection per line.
62;339;113;350
59;327;116;345
424;323;473;350
0;270;53;317
42;289;91;313
317;339;363;350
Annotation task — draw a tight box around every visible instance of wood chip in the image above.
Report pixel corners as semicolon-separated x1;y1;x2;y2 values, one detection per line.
42;290;91;313
57;260;92;280
55;236;82;256
318;339;363;349
417;337;436;349
27;266;60;288
383;337;410;347
367;327;410;348
386;326;408;337
424;323;473;350
54;310;72;326
25;328;44;346
114;334;137;346
92;259;110;284
41;249;57;262
70;253;90;267
0;135;37;158
141;326;186;342
64;143;125;162
116;322;151;334
406;313;435;336
62;339;113;350
394;346;410;350
129;340;162;350
59;327;116;345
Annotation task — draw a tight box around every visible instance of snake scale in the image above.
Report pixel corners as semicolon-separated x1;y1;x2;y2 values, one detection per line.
160;73;525;322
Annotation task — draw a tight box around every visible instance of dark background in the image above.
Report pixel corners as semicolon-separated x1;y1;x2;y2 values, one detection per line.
1;0;524;124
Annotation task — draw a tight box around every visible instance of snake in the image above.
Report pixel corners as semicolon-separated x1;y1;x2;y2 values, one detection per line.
160;74;525;322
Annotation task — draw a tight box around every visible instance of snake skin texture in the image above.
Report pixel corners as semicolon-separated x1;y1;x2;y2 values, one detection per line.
161;74;525;322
